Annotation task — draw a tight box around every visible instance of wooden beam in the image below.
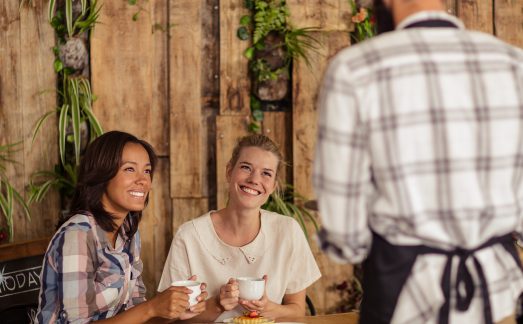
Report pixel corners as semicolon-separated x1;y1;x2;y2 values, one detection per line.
457;0;493;34
495;0;523;47
292;32;350;199
219;0;251;115
216;116;249;209
262;112;291;185
287;0;352;31
169;0;204;198
141;158;172;299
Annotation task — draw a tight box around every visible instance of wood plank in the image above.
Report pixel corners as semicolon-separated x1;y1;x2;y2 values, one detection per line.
219;0;251;115
169;0;204;198
172;198;209;236
216;116;249;209
306;215;353;315
150;0;170;156
140;158;172;299
292;31;350;199
287;0;352;31
262;112;291;185
0;237;50;261
495;0;523;48
1;2;60;242
91;0;156;144
457;0;493;34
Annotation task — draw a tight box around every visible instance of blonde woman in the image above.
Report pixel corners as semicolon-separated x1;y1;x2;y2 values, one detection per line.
158;134;321;322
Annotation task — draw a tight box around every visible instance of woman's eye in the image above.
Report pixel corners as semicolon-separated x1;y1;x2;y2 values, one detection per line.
240;165;251;171
263;172;273;177
144;169;152;174
124;167;135;172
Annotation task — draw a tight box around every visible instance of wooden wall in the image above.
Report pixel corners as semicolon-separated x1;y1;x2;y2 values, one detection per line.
2;0;523;315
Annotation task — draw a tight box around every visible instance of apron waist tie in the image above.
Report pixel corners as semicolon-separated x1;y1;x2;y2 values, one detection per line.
419;234;514;324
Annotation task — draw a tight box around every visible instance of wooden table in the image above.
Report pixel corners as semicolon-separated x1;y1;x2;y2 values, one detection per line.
276;312;359;324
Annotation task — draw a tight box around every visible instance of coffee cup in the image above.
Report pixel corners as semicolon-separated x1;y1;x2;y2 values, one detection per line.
171;280;201;307
237;277;265;300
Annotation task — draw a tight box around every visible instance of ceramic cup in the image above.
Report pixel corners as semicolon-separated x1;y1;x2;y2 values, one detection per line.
171;280;201;307
237;277;265;300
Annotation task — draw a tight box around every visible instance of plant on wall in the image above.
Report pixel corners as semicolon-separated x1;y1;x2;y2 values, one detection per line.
349;0;376;43
237;0;320;133
28;0;103;209
0;142;31;243
263;184;318;242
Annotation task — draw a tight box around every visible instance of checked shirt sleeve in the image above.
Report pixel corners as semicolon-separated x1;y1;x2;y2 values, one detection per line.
313;58;373;264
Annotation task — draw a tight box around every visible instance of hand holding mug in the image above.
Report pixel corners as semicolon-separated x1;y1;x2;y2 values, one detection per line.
179;275;208;320
239;275;271;314
219;278;240;311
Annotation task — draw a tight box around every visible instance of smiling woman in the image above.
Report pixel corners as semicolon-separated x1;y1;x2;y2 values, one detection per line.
158;134;321;323
36;131;208;324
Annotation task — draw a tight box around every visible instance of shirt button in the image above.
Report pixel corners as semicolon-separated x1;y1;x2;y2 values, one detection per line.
59;310;68;321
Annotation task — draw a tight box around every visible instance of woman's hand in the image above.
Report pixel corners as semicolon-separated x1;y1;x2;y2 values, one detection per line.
239;275;272;314
150;286;191;320
180;278;209;320
219;278;240;311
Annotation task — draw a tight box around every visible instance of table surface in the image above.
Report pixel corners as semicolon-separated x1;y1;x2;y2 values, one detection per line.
193;312;359;324
276;312;359;324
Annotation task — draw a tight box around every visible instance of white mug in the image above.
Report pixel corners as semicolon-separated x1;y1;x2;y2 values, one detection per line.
171;280;201;307
237;277;265;300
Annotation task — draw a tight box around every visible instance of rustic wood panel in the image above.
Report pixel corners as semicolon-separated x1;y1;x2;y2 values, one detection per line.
262;112;291;185
457;0;493;33
91;1;157;145
287;0;352;31
219;0;251;115
306;219;353;315
216;115;250;209
0;2;59;242
172;198;209;235
141;158;171;299
19;0;60;241
0;237;50;261
169;0;204;198
293;31;350;199
495;0;523;48
150;0;169;156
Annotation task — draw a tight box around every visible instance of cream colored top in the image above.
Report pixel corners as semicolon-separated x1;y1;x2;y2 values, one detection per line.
158;210;321;321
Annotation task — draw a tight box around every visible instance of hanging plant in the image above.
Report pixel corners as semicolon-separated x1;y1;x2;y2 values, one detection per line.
0;142;31;243
29;0;103;209
349;0;376;43
237;0;321;133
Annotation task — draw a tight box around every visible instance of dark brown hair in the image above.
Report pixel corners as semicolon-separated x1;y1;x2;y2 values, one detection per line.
64;131;158;237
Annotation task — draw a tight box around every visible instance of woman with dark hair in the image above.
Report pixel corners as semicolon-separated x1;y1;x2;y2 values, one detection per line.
37;131;207;323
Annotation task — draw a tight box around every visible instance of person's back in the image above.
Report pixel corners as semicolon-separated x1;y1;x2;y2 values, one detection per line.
314;2;523;323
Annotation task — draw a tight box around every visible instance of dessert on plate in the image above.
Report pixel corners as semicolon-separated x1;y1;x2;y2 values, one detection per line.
232;311;275;324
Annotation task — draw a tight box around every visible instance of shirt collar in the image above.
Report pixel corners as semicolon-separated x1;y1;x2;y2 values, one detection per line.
197;211;268;265
396;11;465;31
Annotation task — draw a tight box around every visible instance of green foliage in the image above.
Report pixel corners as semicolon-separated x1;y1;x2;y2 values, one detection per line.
48;0;101;39
349;0;376;43
29;0;104;209
0;142;31;243
237;0;321;134
263;184;319;243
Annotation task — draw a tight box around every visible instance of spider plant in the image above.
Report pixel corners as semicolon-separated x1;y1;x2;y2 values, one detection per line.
0;142;31;243
48;0;101;39
263;184;319;243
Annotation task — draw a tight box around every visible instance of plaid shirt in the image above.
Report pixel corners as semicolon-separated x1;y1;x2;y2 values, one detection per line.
314;11;523;323
36;213;145;323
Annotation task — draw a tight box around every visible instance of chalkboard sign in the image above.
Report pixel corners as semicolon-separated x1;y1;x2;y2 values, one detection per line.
0;238;49;323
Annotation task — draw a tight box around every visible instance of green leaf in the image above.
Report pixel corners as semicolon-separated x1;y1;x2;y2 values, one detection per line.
54;59;64;73
252;109;264;122
31;110;56;145
132;11;140;21
248;122;261;133
48;0;56;22
65;0;73;37
244;0;254;10
58;104;70;166
240;15;251;26
128;0;137;4
250;96;261;110
244;47;255;60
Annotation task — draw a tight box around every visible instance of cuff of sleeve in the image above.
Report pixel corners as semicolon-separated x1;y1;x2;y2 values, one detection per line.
316;228;369;264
